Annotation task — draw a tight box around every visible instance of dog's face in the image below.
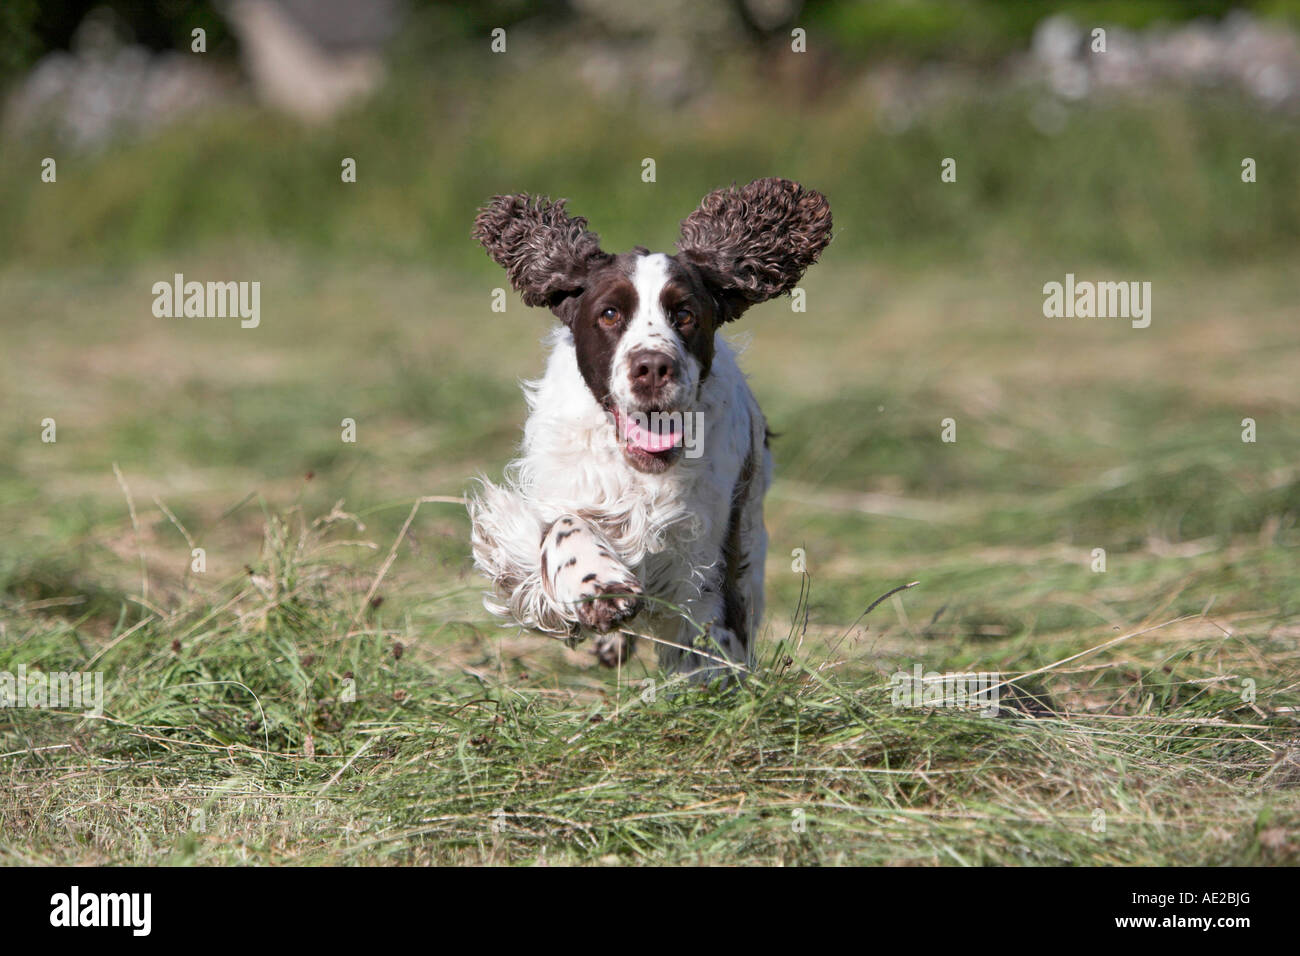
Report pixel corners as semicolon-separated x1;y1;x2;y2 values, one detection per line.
473;178;832;473
562;250;718;472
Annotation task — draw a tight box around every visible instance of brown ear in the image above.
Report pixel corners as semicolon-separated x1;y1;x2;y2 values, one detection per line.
472;194;611;309
676;178;832;320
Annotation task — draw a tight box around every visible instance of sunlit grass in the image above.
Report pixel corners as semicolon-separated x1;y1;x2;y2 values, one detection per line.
1;62;1297;863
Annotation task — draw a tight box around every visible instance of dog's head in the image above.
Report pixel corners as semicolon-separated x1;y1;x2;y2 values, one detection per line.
472;178;832;473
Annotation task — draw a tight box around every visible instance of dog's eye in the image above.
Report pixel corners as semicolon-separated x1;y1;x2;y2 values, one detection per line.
673;307;695;329
599;307;621;327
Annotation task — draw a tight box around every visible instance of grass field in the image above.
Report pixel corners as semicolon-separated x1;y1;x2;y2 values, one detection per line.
1;54;1298;864
2;246;1297;865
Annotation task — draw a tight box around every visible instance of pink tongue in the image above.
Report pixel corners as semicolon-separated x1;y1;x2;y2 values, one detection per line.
620;411;682;453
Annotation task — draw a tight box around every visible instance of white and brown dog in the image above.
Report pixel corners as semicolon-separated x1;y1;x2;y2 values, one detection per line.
468;178;832;680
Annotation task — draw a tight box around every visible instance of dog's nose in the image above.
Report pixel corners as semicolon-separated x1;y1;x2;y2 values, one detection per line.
628;350;677;394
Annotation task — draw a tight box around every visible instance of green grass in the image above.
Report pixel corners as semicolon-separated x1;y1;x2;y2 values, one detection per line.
1;249;1297;865
4;595;1294;865
4;49;1300;274
1;57;1298;863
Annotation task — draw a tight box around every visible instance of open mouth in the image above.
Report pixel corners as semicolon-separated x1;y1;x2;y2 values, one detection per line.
609;406;685;471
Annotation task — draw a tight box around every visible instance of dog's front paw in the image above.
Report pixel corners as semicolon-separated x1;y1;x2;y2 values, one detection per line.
575;578;643;634
543;515;643;634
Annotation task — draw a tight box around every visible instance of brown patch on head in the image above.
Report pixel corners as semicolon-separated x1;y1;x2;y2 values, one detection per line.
656;256;720;380
559;252;640;407
561;252;726;408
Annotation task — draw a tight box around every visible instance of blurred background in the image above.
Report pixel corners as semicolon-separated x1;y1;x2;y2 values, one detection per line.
1;0;1298;671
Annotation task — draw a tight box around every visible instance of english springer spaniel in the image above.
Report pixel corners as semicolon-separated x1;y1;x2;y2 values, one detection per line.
468;178;832;681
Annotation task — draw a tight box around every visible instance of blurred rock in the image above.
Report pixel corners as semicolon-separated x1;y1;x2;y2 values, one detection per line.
3;7;232;149
3;0;404;145
1028;11;1300;108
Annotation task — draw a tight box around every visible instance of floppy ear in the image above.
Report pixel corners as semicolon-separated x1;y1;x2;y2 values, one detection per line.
472;194;611;311
676;177;832;321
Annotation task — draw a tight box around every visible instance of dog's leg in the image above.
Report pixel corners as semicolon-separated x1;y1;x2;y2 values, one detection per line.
727;441;771;668
541;515;643;662
658;432;771;684
656;596;749;684
470;480;642;658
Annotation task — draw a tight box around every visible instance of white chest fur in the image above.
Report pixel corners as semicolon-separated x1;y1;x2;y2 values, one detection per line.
517;328;756;598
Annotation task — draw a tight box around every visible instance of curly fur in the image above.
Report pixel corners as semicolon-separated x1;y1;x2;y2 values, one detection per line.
676;177;833;319
471;194;611;308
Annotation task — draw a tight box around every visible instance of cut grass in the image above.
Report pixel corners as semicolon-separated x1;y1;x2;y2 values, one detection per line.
2;252;1298;864
1;505;1295;865
2;62;1298;862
